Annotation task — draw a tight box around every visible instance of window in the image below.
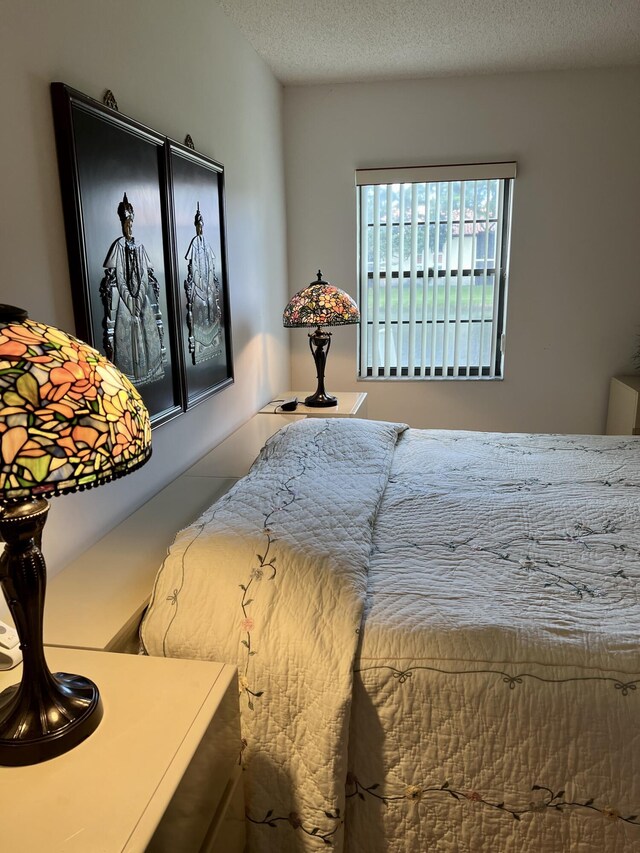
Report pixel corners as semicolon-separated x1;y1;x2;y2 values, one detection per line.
356;162;515;379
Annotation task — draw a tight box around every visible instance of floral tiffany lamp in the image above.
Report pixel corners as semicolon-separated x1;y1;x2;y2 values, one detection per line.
283;270;360;407
0;305;151;765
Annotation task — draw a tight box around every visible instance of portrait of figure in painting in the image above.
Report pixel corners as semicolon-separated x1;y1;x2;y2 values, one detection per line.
100;193;167;386
184;202;222;365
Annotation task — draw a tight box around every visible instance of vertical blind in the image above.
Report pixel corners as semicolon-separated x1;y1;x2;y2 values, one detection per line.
356;162;516;379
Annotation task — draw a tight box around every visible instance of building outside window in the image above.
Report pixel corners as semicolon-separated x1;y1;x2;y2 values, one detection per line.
356;162;516;379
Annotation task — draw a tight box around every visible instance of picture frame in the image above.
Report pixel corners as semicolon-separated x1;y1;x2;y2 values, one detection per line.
51;83;183;428
166;141;234;408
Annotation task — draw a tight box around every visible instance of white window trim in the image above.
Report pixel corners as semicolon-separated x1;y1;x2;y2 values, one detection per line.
356;163;515;380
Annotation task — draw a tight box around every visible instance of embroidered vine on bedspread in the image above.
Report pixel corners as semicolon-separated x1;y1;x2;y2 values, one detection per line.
372;521;638;600
379;432;640;602
355;662;639;695
248;807;343;846
238;502;285;709
160;514;215;657
246;777;640;847
236;422;330;711
346;776;640;826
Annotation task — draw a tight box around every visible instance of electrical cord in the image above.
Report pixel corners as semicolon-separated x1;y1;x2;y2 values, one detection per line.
267;398;298;413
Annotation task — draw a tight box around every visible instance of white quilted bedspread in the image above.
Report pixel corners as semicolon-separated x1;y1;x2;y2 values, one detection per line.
141;418;405;852
141;421;640;853
347;428;640;853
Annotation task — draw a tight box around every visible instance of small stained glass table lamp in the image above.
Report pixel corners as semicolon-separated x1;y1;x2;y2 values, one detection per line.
0;305;151;766
283;270;360;407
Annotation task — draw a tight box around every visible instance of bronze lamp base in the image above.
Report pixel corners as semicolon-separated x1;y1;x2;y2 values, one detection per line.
0;499;103;766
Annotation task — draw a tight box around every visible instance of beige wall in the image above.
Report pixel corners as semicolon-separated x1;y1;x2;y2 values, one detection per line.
0;0;289;573
284;68;640;433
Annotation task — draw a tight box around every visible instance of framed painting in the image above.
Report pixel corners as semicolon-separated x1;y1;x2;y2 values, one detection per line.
50;83;183;428
166;140;234;408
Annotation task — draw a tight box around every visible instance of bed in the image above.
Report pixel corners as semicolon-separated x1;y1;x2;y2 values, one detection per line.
140;417;640;852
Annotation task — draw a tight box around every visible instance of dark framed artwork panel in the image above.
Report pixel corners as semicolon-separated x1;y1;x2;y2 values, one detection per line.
167;141;234;408
51;83;183;428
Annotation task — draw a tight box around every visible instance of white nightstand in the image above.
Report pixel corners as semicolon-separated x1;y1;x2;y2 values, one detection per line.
259;391;368;419
606;376;640;435
0;648;244;853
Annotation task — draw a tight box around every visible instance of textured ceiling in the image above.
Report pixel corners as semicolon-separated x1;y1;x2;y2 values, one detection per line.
215;0;640;85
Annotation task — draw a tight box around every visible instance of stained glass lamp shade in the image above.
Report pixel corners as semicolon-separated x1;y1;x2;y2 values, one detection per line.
283;271;360;407
0;305;151;765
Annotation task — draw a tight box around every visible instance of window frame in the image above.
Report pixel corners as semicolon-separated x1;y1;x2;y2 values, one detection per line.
356;164;515;380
